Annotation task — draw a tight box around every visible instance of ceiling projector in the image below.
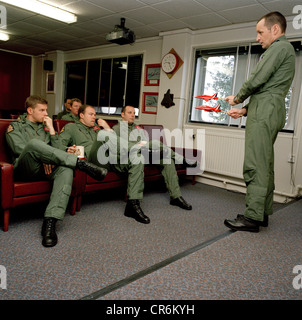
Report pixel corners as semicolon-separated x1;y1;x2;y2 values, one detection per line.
106;18;136;45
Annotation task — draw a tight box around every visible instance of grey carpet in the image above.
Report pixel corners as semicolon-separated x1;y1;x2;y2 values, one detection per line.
0;180;298;300
98;199;302;300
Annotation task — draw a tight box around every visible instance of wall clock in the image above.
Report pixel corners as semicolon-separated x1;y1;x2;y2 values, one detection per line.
161;52;179;74
161;49;183;79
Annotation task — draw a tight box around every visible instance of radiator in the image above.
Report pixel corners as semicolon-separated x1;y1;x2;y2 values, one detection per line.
204;132;245;178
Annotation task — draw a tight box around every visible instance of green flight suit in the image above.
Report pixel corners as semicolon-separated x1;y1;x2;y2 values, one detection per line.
61;113;79;121
56;109;69;120
5;114;79;220
55;121;99;158
112;121;184;199
235;35;295;221
57;121;145;200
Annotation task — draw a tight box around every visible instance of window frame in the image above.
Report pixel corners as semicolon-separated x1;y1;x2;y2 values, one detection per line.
64;54;143;116
188;40;302;133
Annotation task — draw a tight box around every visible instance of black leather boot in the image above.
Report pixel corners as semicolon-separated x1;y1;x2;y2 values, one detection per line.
170;196;192;210
236;214;268;227
41;218;58;247
224;215;259;232
124;200;150;224
76;159;107;181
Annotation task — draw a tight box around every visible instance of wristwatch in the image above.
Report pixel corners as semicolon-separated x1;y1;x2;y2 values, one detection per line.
234;96;240;104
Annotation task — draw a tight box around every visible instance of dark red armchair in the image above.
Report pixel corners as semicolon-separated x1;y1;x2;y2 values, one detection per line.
0;119;83;231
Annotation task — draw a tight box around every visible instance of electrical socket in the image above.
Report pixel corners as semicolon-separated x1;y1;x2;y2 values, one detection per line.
288;155;295;163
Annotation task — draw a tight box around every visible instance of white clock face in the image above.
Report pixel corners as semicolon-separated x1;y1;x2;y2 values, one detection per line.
161;53;178;73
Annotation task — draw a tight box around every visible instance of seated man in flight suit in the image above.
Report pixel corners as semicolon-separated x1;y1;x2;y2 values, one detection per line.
56;97;72;120
61;98;81;121
5;96;107;248
112;105;196;214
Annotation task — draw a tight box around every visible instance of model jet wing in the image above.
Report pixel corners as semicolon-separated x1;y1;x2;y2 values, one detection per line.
195;93;219;101
195;104;228;114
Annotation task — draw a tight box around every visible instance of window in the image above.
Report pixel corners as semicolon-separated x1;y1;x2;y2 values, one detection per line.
189;42;302;131
65;54;143;116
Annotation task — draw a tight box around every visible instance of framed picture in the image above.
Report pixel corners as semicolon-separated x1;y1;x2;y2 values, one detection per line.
142;92;158;114
144;64;160;86
46;72;55;93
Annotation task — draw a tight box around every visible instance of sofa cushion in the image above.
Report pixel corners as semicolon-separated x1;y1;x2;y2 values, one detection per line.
86;171;124;184
14;181;52;197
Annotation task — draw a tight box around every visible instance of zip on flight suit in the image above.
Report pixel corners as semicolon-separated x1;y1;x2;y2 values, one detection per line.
61;113;79;121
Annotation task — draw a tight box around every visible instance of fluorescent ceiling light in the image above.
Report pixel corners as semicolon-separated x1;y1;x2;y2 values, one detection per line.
0;31;9;41
1;0;77;24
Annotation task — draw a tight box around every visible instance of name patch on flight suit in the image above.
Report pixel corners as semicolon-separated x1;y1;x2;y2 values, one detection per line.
6;124;14;133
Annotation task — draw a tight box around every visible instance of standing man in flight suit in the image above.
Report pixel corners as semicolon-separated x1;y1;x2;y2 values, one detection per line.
56;104;150;224
224;12;295;232
6;96;107;247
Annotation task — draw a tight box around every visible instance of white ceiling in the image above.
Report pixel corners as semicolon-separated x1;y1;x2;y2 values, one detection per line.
0;0;300;56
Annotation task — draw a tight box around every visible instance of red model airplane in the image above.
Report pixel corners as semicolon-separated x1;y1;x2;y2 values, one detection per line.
195;104;227;113
195;93;220;101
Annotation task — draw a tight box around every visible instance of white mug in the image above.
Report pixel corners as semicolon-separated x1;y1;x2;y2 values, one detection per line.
75;146;85;158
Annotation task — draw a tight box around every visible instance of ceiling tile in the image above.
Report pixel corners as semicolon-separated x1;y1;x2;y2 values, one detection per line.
5;5;36;22
23;16;66;29
6;21;48;36
86;0;145;12
181;12;231;29
94;15;144;30
195;0;258;11
218;4;270;24
150;19;191;32
75;20;111;33
62;0;114;21
139;0;167;4
33;31;78;42
122;7;174;24
132;25;159;38
59;26;96;37
154;0;211;19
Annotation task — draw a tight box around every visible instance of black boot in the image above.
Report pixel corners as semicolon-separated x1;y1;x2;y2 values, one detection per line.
224;215;259;232
236;214;268;227
124;200;150;224
41;218;58;247
76;159;107;181
170;196;192;210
